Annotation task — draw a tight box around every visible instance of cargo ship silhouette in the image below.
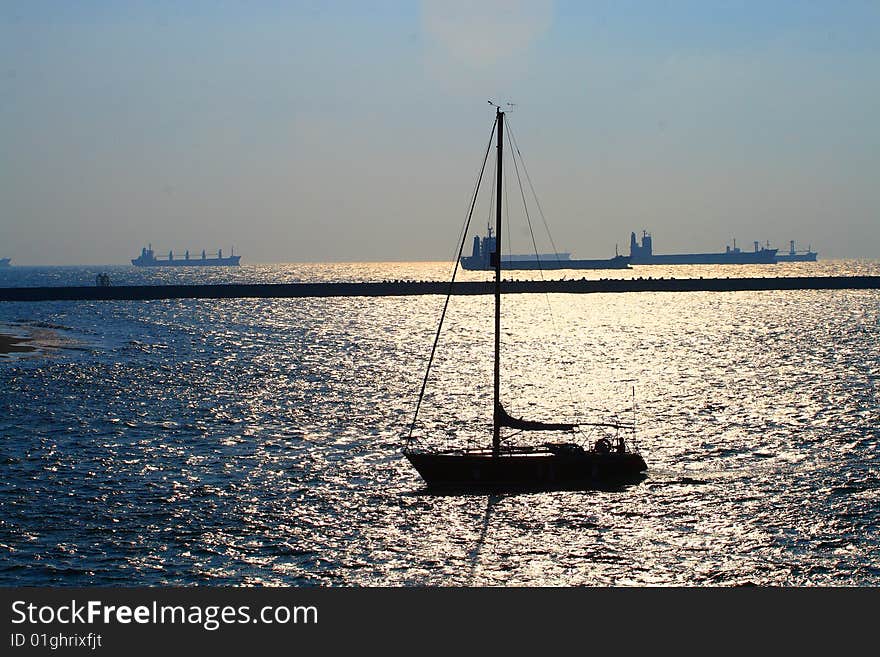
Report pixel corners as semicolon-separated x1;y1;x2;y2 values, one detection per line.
629;231;777;265
461;227;630;270
132;244;240;267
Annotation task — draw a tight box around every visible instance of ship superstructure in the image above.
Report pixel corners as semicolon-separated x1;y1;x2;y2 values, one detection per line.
775;240;818;262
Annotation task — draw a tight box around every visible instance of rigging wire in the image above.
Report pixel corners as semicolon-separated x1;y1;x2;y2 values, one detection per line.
505;118;565;265
506;127;545;281
487;148;497;235
499;149;512;444
508;117;639;438
406;116;498;448
504;148;512;265
505;121;597;436
501;142;513;271
448;130;495;281
630;385;641;452
506;126;576;433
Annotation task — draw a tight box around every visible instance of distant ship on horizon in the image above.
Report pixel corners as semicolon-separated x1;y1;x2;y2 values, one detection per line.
131;244;241;267
0;258;10;267
775;240;818;262
461;228;630;270
629;231;777;265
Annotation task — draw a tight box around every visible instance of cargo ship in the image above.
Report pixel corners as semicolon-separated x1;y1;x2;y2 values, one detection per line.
132;244;240;267
775;240;817;262
461;229;630;270
629;231;777;265
0;258;10;267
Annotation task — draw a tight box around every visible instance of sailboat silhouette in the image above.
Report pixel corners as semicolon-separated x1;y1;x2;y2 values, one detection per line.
404;106;647;490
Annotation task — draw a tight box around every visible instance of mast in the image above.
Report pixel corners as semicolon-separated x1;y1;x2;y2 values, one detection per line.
492;108;504;455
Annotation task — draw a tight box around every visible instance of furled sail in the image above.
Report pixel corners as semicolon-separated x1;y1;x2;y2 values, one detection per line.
496;404;576;432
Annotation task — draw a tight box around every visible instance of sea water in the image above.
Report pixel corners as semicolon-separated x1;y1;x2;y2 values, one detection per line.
1;261;878;585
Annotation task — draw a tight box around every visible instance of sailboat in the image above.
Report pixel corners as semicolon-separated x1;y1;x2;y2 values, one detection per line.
403;106;647;490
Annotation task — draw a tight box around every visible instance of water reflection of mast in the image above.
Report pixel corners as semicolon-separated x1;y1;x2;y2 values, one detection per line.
467;494;501;585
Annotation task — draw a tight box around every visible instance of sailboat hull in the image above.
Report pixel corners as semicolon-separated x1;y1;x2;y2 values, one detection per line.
405;450;647;491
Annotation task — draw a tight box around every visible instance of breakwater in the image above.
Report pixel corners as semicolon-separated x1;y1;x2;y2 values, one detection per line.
1;276;879;302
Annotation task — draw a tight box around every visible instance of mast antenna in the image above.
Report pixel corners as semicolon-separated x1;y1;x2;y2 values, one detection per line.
488;100;516;112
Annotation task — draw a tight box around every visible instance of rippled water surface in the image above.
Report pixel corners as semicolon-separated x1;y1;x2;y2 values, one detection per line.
1;262;878;585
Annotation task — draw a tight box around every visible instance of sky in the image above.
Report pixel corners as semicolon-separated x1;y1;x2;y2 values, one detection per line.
1;0;878;264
